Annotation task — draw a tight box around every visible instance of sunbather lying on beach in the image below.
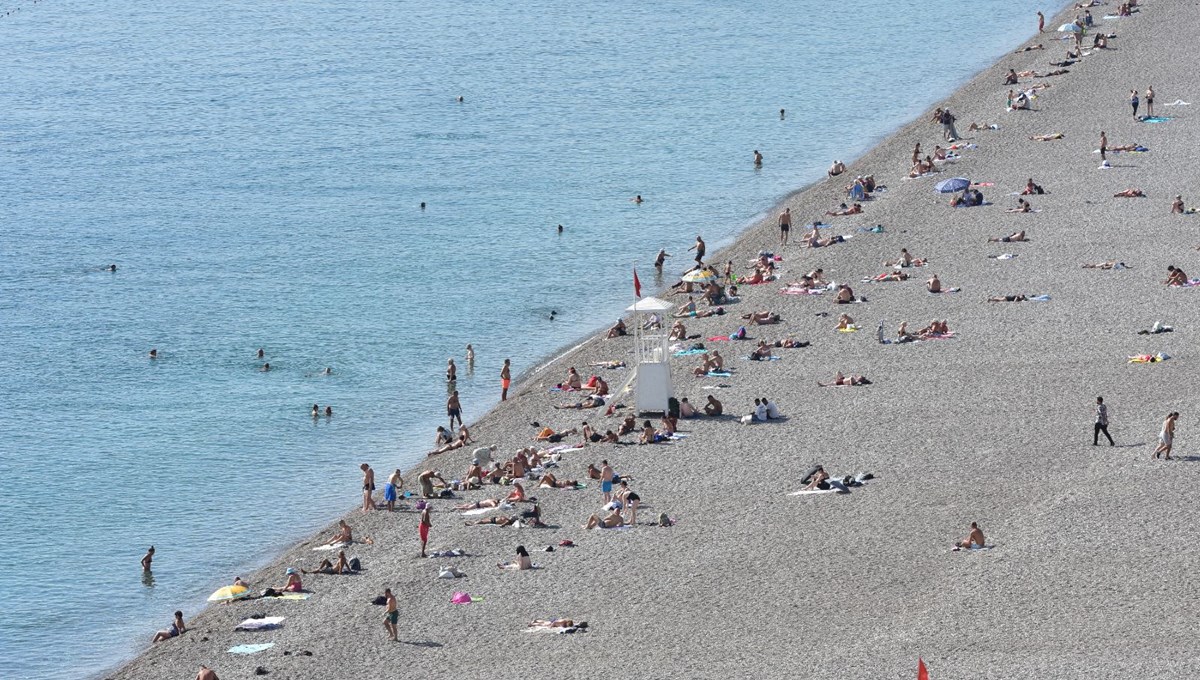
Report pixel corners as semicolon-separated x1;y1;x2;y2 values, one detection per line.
1114;188;1146;198
1165;266;1188;286
825;202;863;216
498;546;534;571
988;295;1029;302
869;270;910;282
539;472;582;489
553;395;606;409
680;307;726;319
1137;322;1174;335
1029;133;1064;141
1014;44;1043;52
954;522;986;550
804;229;846;248
1082;261;1130;269
588;360;626;369
919;320;952;337
742;310;781;325
465;515;518;527
304;550;354;575
1007;199;1033;213
817;371;871;387
536;427;579;443
584;509;626;530
529;619;587;630
988;230;1028;243
429;430;470;456
454;498;505;511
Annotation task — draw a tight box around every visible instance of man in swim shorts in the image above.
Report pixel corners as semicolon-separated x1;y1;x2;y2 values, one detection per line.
419;505;432;557
383;588;398;641
447;390;462;429
600;460;614;502
778;208;791;246
955;522;985;549
501;359;511;401
360;463;375;513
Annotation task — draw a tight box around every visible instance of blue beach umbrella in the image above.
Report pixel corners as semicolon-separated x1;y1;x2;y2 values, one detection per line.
1058;22;1082;32
935;178;971;194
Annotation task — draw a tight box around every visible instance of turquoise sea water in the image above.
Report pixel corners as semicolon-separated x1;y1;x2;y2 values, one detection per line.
0;0;1049;676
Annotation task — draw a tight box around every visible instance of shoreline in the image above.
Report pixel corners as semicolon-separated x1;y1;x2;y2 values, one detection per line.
110;0;1200;677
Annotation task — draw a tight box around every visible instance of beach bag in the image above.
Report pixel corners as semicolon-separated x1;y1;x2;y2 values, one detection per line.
371;595;387;606
348;557;362;572
657;513;673;527
451;592;472;604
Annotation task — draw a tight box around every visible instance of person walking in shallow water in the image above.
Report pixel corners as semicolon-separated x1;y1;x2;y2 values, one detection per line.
1153;412;1178;460
1093;397;1114;446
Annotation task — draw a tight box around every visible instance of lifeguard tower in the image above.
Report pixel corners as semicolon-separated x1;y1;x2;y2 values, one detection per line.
625;296;675;414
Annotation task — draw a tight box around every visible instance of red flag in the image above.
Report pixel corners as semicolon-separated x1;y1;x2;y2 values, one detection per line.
633;268;642;298
918;658;929;680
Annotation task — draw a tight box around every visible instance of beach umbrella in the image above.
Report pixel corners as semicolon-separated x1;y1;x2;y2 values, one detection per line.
681;269;717;283
208;584;252;602
935;178;971;193
1057;22;1082;32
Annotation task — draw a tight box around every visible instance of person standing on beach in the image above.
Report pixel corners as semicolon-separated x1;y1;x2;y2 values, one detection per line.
447;390;462;429
689;235;706;264
911;142;921;168
141;546;154;572
1153;412;1178;460
1130;90;1140;119
1099;131;1107;161
383;588;398;641
361;463;375;513
1145;86;1155;117
418;505;432;557
501;359;511;401
1094;397;1114;446
1038;11;1045;32
778;208;791;246
600;460;615;503
939;108;959;141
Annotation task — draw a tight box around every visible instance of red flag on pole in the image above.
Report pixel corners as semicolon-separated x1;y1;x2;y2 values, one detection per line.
917;658;929;680
633;268;642;298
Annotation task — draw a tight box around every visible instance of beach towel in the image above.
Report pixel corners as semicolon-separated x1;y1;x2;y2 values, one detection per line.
706;335;731;342
837;326;860;333
672;349;708;356
461;506;501;516
929;288;961;294
229;643;275;655
1128;353;1169;364
1030;294;1051;301
780;286;824;295
263;592;311;600
1141;116;1171;123
991;253;1018;260
235;616;285;631
1164;100;1191;106
1174;279;1200;288
312;541;351;552
788;488;842;496
429;549;467;558
706;371;732;377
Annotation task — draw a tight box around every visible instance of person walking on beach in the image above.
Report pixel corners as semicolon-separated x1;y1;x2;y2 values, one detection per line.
1038;10;1045;32
418;505;432;557
1153;412;1178;460
361;463;375;513
1099;131;1107;161
1094;397;1114;446
141;546;154;572
447;390;462;429
778;208;791;246
1130;89;1140;119
501;359;512;401
383;588;398;641
689;235;706;264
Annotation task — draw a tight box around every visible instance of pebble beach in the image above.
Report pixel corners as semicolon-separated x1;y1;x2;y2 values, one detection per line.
109;2;1200;678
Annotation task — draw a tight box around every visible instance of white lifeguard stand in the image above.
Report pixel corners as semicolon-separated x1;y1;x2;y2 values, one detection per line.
625;296;675;414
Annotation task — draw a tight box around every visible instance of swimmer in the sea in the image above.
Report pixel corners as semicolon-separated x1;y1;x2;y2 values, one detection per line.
261;363;271;372
753;150;763;167
312;404;320;418
420;202;426;210
780;108;785;119
149;349;158;359
557;224;563;233
325;405;332;417
633;194;643;204
256;348;264;359
108;264;117;272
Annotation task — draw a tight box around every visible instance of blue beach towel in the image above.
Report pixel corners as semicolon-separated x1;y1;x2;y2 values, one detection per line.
1141;116;1171;123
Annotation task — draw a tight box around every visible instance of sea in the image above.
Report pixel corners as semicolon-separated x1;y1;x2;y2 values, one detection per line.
0;0;1051;676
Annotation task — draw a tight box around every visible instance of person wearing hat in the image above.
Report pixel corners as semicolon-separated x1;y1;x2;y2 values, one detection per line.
281;568;303;593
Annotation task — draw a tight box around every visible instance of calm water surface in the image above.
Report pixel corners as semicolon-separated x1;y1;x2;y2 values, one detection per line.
0;0;1049;676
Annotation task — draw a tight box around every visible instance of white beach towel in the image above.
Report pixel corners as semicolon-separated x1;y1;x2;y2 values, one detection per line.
235;616;285;631
788;488;842;496
312;541;351;552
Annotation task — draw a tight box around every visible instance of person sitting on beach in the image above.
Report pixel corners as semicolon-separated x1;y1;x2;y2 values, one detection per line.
827;160;846;177
581;421;603;444
305;550;353;575
749;340;773;361
433;426;452;448
884;248;925;268
835;284;857;304
692;352;717;377
1165;266;1188;286
639;420;664;445
498;545;534;571
582;375;609;396
676;297;698;317
895;321;917;343
327;520;354;545
605;319;627;339
955;522;986;550
610;413;635;436
428;429;469;456
988;294;1030;302
825;202;863;217
561;367;583;390
742;310;778;325
835;313;856;331
1006;198;1033;213
536;426;579;443
1172;195;1187;213
584;509;626;530
418;470;448;497
926;274;943;293
950;188;983;207
669;320;689;340
1010;91;1031;110
802;466;830;491
679;398;697;418
465;515;518;527
919;320;951;338
1114;188;1146;198
741;269;768;285
703;281;728;305
1082;261;1129;270
1021;178;1045;195
908;157;935;177
703;395;724;416
152;611;187;643
1029;132;1063;141
277;568;303;593
1003;69;1019;85
817;371;871;387
989;230;1027;243
505;482;527;503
